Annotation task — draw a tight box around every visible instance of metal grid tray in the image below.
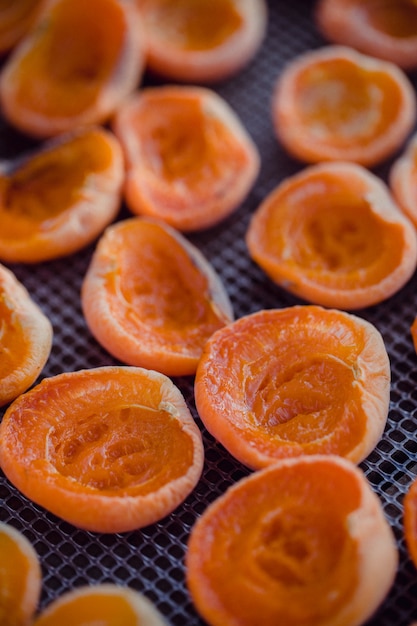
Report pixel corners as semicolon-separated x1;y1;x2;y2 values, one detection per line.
1;1;417;624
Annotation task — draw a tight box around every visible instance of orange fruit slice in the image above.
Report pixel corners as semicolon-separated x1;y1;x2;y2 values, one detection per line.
194;305;390;469
136;0;268;83
186;454;398;626
0;0;45;55
0;126;124;263
0;366;204;533
390;132;417;229
272;45;416;167
81;216;233;376
0;521;42;626
0;263;52;407
315;0;417;70
32;584;168;626
0;0;144;138
404;475;417;570
246;161;417;310
112;85;260;232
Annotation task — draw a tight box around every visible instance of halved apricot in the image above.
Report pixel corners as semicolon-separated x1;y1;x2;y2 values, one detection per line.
390;132;417;230
136;0;267;83
194;305;390;469
0;0;45;55
186;454;398;626
246;161;417;310
32;584;168;626
0;263;52;407
272;45;416;166
112;85;260;231
81;217;233;377
0;521;42;626
315;0;417;70
0;126;124;263
0;366;204;533
0;0;144;138
404;475;417;571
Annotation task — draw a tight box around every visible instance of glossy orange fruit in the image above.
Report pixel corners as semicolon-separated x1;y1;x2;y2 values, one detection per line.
246;161;417;310
0;0;45;55
0;521;42;626
0;126;124;263
0;0;144;138
404;475;417;570
112;85;260;232
315;0;417;70
186;454;398;626
272;45;416;167
0;263;52;407
0;366;204;533
194;305;390;469
82;217;233;376
32;584;168;626
390;132;417;230
136;0;268;83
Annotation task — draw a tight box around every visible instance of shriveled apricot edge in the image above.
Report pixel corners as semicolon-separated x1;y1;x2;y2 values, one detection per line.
246;161;417;310
272;45;417;167
0;0;46;55
0;0;145;138
194;305;391;469
137;0;268;83
315;0;417;70
0;263;52;407
112;85;260;232
0;126;124;264
81;217;233;377
0;521;42;626
186;454;398;626
390;132;417;229
0;366;204;533
32;584;167;626
404;475;417;570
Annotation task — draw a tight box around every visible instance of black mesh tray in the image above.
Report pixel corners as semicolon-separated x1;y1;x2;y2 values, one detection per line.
1;1;417;624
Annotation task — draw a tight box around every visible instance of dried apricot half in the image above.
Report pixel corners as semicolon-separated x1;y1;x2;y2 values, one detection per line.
81;217;233;377
315;0;417;70
32;584;167;626
194;306;390;469
0;521;42;626
0;0;45;55
186;454;398;626
272;45;416;166
112;85;260;232
0;263;52;407
136;0;268;83
0;0;144;138
390;132;417;230
0;127;124;263
246;161;417;310
0;366;204;533
404;475;417;570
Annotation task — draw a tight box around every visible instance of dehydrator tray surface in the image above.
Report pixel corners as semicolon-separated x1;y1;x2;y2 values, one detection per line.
1;1;417;624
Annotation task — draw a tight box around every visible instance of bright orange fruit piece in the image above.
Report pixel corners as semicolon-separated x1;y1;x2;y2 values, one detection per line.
315;0;417;70
32;584;168;626
404;475;417;570
136;0;268;83
272;45;416;167
82;217;234;376
0;0;144;138
0;263;52;407
0;366;204;533
246;161;417;310
0;127;124;263
0;0;45;55
186;454;398;626
112;85;260;232
390;132;417;230
0;521;42;626
194;305;390;469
